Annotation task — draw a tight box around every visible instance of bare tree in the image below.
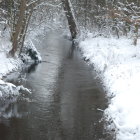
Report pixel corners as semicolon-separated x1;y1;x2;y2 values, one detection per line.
9;0;27;56
8;0;46;57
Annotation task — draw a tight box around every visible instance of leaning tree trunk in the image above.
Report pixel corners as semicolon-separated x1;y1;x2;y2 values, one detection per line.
9;0;26;57
61;0;78;40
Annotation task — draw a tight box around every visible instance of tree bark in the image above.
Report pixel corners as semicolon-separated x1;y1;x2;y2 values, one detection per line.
133;24;139;46
19;9;34;55
9;0;27;57
61;0;78;39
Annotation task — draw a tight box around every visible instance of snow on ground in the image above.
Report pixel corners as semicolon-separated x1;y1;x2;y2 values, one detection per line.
79;35;140;140
0;26;42;98
0;34;23;78
0;36;28;97
0;24;43;119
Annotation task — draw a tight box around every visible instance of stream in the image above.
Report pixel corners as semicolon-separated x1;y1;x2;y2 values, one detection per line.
0;33;114;140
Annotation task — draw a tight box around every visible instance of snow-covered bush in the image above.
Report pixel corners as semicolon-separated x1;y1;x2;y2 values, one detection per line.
20;40;42;64
0;80;31;98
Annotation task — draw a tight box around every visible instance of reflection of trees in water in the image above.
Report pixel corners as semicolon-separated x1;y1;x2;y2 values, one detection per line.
68;41;75;58
0;97;20;118
0;95;30;119
27;63;38;73
0;63;38;119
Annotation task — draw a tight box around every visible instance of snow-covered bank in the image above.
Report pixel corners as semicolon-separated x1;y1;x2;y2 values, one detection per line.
0;29;42;99
79;36;140;140
0;30;23;79
0;37;29;98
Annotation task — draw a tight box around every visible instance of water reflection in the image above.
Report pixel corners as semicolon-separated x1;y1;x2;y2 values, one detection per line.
0;63;36;120
26;63;38;73
0;96;29;119
68;42;75;59
4;62;39;85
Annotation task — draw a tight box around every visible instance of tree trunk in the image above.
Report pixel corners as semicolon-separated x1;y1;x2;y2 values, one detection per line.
9;0;26;57
133;24;139;46
19;9;33;55
61;0;78;40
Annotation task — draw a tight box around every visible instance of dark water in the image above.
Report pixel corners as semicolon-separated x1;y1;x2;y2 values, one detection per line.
0;33;113;140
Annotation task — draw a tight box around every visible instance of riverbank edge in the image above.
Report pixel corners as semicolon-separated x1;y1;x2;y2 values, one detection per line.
0;41;41;98
78;36;140;140
76;45;116;139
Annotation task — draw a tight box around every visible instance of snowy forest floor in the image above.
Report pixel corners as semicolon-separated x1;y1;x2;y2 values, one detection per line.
79;36;140;140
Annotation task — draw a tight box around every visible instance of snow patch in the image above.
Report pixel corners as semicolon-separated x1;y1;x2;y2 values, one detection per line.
0;79;31;98
20;40;42;63
0;27;37;99
79;36;140;140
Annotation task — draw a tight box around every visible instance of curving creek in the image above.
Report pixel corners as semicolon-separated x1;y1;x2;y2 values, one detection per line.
0;33;114;140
